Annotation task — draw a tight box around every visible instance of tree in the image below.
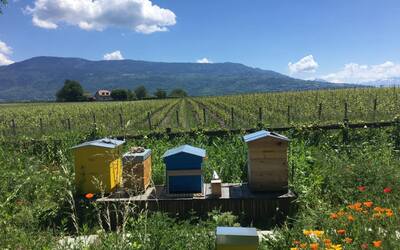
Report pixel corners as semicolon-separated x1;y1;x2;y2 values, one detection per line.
169;88;188;98
127;90;136;101
111;89;129;101
134;85;147;100
0;0;7;14
154;88;167;99
56;79;86;102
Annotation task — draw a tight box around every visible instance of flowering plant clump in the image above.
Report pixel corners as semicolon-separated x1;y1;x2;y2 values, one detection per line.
289;183;397;250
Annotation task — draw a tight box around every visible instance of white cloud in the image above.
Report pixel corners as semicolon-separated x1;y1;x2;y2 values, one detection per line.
25;0;176;34
196;57;212;64
321;61;400;83
0;40;12;54
0;53;14;66
288;55;319;74
0;40;14;66
103;50;124;60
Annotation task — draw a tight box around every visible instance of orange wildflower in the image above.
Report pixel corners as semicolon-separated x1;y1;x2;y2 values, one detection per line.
85;193;94;199
344;237;353;244
373;207;385;213
347;215;355;222
337;210;346;216
358;186;366;191
372;240;382;248
324;239;332;247
310;243;319;250
386;209;393;217
372;213;382;219
348;202;362;211
290;248;299;250
337;229;346;235
330;213;338;219
300;243;307;249
363;201;373;208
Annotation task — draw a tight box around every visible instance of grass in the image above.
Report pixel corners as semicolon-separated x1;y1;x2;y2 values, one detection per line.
0;125;399;249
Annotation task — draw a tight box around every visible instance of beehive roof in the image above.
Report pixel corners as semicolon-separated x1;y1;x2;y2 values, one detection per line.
162;144;206;158
72;138;125;149
243;130;289;143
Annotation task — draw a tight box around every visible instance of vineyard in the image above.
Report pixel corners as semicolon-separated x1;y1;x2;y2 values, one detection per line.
1;87;400;138
1;87;399;249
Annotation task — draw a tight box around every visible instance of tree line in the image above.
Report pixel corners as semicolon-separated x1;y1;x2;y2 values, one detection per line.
56;79;188;102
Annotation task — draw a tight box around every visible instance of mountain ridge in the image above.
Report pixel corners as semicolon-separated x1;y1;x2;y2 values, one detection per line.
0;56;356;101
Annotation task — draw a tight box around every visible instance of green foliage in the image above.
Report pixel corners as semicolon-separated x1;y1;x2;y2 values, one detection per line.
111;89;129;101
169;88;188;98
56;79;87;102
0;0;7;14
154;88;167;99
134;85;148;100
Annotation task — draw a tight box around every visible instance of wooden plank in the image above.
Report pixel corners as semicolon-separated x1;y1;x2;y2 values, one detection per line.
249;160;287;170
167;169;202;176
96;184;296;225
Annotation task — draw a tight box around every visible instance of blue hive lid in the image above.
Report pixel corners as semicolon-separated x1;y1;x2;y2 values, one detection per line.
243;130;289;143
72;138;125;149
162;144;206;158
216;227;258;237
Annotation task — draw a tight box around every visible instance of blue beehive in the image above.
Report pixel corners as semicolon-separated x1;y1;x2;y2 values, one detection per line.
162;145;206;193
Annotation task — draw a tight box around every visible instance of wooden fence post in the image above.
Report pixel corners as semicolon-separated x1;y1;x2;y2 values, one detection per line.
203;108;206;125
11;119;16;136
318;103;322;120
373;98;377;121
92;113;97;130
343;102;349;143
258;107;263;123
231;107;234;126
39;118;43;134
287;105;291;124
119;113;124;128
176;110;179;126
67;118;71;130
147;112;152;130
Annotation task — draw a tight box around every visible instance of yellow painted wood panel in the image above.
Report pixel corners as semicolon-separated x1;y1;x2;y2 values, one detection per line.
74;146;122;194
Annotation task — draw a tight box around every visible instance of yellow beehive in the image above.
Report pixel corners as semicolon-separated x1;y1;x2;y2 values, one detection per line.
72;138;125;195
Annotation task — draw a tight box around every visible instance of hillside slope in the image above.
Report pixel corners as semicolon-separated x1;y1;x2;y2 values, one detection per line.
0;56;352;101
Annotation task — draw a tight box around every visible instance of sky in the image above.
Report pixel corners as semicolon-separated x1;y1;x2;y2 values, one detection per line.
1;0;400;83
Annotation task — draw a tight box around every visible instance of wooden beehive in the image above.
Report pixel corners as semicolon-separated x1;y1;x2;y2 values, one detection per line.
72;138;125;195
163;145;206;194
122;149;152;192
243;130;289;192
216;227;259;250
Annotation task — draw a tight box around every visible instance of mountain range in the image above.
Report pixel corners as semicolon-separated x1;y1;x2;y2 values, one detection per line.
0;56;358;101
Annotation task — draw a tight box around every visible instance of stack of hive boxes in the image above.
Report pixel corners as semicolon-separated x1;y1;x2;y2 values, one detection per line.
243;130;289;192
72;138;125;194
122;148;152;192
163;145;206;194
